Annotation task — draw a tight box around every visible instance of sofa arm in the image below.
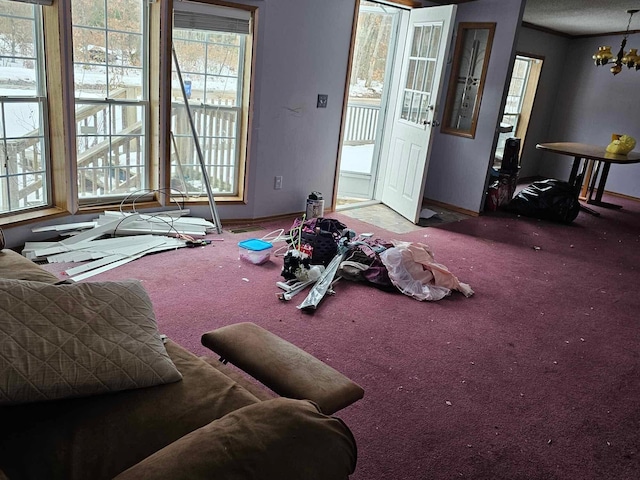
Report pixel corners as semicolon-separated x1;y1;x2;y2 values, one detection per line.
201;322;364;415
114;398;357;480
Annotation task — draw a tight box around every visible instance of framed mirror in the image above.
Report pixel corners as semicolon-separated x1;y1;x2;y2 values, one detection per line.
441;22;495;138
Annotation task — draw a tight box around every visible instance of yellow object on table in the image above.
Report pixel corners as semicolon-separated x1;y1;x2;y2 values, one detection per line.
606;134;636;155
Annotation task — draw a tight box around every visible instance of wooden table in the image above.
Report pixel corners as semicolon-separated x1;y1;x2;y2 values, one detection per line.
536;142;640;214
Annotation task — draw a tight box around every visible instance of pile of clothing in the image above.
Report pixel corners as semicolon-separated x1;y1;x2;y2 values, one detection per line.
280;217;473;311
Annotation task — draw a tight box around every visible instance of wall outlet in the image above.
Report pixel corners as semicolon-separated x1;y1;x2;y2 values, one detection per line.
317;94;328;108
274;176;283;190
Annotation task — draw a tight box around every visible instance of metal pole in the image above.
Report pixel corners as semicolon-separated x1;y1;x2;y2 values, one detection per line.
171;45;222;233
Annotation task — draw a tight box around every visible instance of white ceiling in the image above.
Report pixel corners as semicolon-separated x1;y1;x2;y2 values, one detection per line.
522;0;640;36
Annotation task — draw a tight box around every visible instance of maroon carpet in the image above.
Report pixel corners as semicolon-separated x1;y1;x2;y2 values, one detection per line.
44;195;640;479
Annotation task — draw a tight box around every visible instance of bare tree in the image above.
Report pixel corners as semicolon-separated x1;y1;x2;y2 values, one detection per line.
0;2;34;61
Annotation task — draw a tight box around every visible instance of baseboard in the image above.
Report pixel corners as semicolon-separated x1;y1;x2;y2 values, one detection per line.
222;211;305;227
603;191;640;203
222;206;350;227
422;199;479;217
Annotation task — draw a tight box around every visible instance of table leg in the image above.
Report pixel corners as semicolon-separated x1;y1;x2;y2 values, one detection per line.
579;159;595;200
568;156;581;187
572;158;600;216
586;160;601;202
586;162;622;209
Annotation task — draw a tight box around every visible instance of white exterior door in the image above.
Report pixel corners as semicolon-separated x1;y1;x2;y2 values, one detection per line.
380;5;456;223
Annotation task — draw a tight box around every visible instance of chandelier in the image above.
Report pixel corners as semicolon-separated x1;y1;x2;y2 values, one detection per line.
592;9;639;75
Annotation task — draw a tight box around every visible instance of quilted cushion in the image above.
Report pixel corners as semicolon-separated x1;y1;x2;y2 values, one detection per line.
0;279;182;405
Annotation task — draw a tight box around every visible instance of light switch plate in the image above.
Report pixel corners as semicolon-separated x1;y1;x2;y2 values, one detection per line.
317;94;328;108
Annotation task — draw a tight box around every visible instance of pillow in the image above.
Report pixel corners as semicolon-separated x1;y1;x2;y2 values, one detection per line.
0;279;182;406
0;249;60;284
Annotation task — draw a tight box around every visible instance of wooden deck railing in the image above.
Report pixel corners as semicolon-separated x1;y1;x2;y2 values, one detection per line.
5;87;146;205
343;103;380;146
170;100;238;195
6;96;377;207
2;135;45;211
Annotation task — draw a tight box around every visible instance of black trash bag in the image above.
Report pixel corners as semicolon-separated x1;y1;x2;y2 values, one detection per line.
504;179;580;224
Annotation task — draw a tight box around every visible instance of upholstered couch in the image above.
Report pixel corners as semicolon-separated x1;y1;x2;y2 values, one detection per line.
0;249;361;480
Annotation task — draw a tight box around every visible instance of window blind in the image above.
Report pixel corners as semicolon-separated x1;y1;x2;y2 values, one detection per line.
173;1;250;35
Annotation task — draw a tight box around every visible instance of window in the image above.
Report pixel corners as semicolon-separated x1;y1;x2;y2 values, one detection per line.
71;0;149;202
170;2;251;198
494;54;543;164
0;0;49;215
0;0;255;227
501;57;530;139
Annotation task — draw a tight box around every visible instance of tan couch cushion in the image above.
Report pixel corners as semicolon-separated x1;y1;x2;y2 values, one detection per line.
115;397;357;480
0;249;59;283
0;341;260;480
0;278;182;405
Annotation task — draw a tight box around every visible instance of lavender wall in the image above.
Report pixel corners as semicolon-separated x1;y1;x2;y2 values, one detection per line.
423;0;526;213
537;34;640;198
241;0;355;219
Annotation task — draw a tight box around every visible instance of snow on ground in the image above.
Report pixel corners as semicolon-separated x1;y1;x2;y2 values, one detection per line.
0;65;36;83
349;79;383;99
340;144;374;174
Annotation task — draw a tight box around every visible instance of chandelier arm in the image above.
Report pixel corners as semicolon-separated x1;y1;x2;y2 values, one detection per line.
616;37;627;65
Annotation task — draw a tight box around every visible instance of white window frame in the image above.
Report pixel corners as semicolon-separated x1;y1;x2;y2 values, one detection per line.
71;0;150;204
169;0;253;200
0;0;50;216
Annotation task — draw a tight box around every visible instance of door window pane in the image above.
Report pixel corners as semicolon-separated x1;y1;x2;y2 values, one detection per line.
415;60;426;91
406;59;417;90
400;23;442;124
428;26;442;58
410;26;422;57
419;26;432;56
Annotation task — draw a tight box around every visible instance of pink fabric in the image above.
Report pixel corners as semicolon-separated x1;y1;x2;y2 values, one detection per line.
381;241;473;301
403;242;473;297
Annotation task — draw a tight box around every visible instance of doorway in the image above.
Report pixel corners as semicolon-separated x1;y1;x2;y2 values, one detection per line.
492;53;543;170
336;2;456;225
336;1;401;210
